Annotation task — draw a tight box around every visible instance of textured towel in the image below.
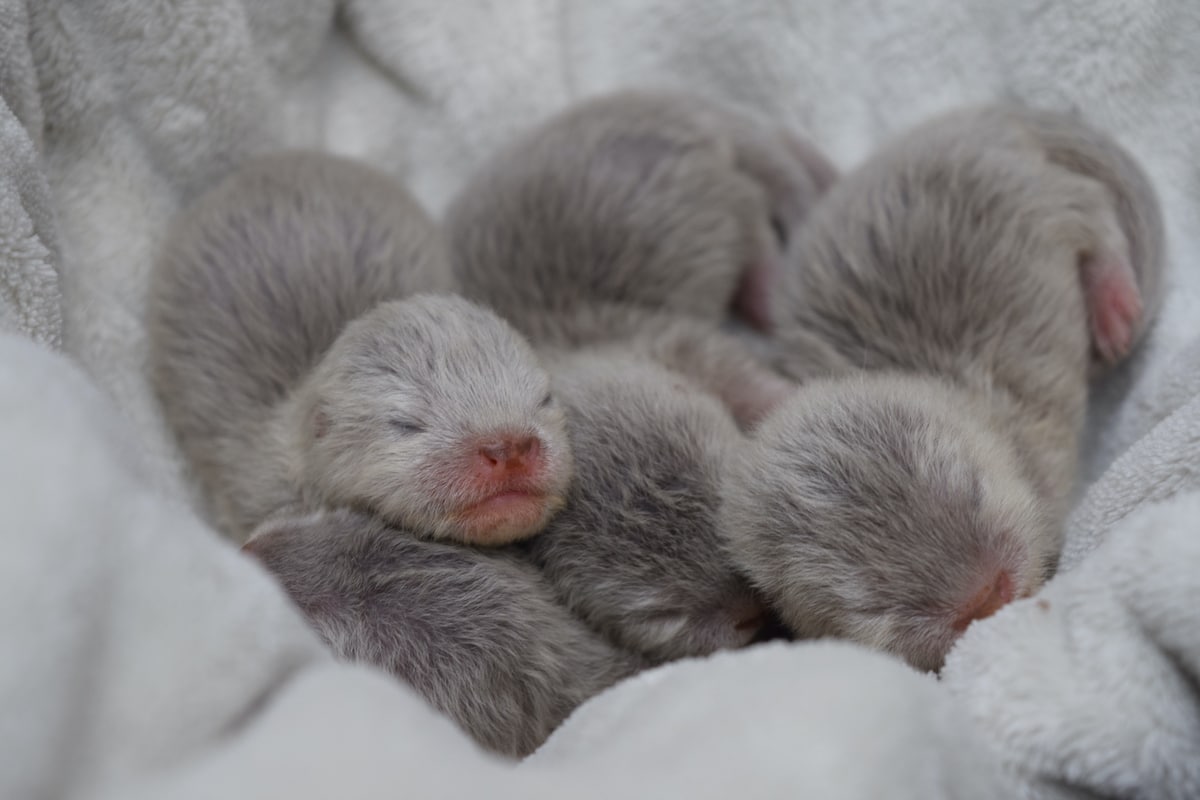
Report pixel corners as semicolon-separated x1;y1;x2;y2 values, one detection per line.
0;72;60;346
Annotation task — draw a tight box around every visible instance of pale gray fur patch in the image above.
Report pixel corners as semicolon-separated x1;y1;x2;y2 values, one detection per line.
999;103;1166;355
244;506;639;758
288;293;573;545
770;103;1129;521
516;302;797;432
444;88;836;331
522;352;766;663
147;151;572;543
722;373;1054;672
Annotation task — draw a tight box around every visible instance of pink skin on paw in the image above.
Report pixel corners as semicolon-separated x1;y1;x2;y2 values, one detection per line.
1082;253;1143;364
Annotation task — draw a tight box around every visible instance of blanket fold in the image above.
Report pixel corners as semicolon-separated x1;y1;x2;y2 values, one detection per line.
0;335;328;800
0;4;60;348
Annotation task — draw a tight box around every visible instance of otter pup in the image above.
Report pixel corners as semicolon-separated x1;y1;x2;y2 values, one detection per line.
523;351;768;663
148;152;573;544
723;373;1055;673
727;104;1166;670
244;506;640;758
444;88;837;331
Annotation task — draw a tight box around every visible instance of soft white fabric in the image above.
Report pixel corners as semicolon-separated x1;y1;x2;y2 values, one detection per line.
1064;346;1200;571
529;641;1011;799
0;64;60;346
941;337;1200;800
944;491;1200;800
1;1;1198;798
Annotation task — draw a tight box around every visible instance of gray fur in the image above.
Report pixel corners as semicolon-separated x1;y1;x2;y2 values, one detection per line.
243;506;639;758
516;302;797;431
523;352;766;663
722;373;1055;672
148;152;572;543
728;104;1165;669
770;102;1167;520
1001;103;1166;365
444;88;837;331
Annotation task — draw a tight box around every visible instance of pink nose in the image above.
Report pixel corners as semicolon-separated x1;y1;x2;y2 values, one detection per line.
953;569;1016;632
477;436;541;473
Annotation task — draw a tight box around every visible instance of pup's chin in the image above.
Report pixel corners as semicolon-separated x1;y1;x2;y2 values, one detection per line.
447;491;566;546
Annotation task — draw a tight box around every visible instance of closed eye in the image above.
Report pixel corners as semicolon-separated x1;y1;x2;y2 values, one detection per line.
390;419;424;435
539;392;553;408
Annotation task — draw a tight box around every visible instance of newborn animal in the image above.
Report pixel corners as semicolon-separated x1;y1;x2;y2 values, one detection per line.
148;152;572;544
244;506;639;758
523;352;767;663
445;88;837;331
725;104;1165;670
725;372;1054;672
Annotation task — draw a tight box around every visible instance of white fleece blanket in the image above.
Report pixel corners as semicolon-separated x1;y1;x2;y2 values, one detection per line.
2;1;1199;798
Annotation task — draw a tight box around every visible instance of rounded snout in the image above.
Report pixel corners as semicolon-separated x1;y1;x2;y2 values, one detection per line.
475;434;543;476
952;568;1017;633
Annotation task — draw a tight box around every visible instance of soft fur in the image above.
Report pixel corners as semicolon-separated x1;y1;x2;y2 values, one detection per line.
516;302;796;431
284;296;574;546
523;352;766;663
722;373;1055;672
6;2;1200;799
244;506;639;758
148;151;572;543
770;103;1164;522
727;104;1165;669
441;89;821;431
1002;104;1166;368
444;88;836;330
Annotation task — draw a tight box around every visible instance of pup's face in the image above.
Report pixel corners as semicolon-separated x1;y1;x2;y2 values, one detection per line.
722;373;1058;671
302;295;573;546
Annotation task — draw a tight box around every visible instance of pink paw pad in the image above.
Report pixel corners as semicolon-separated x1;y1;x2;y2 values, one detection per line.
1082;253;1143;365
